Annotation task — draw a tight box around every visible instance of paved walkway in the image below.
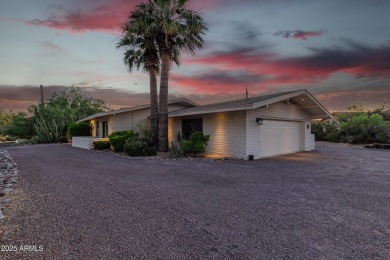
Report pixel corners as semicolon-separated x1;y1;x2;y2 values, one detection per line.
1;142;390;259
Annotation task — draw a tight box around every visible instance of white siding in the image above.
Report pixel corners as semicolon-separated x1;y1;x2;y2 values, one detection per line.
109;108;150;133
204;111;246;158
305;133;315;151
169;111;247;158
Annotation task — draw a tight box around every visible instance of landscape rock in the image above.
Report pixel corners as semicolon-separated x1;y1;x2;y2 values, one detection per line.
0;149;19;220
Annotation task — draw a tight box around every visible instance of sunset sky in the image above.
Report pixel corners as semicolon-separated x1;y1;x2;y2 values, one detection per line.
1;0;390;112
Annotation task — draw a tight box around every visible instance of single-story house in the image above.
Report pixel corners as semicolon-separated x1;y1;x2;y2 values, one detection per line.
77;89;332;159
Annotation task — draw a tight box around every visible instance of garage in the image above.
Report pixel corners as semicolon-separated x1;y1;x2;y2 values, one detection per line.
260;120;302;158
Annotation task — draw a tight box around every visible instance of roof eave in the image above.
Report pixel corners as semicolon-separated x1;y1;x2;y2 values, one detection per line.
252;89;333;120
169;105;252;117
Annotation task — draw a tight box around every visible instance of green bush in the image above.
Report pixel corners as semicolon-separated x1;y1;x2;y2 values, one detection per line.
339;113;390;144
168;141;184;158
93;141;111;150
109;130;138;152
180;131;210;156
311;121;340;142
68;122;91;137
122;127;156;156
124;139;156;156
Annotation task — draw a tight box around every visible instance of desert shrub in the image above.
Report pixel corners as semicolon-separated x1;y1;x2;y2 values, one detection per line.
14;136;40;146
68;122;91;137
109;130;138;152
180;131;210;156
124;138;156;156
123;126;156;156
339;113;390;144
93;141;111;150
5;136;17;141
137;125;153;145
34;115;65;143
168;141;184;158
311;121;340;142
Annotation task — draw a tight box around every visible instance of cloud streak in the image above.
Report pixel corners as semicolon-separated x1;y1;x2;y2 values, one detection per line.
274;30;324;40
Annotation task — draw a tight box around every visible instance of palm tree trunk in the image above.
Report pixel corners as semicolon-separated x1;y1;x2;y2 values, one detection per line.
158;53;170;152
149;68;159;148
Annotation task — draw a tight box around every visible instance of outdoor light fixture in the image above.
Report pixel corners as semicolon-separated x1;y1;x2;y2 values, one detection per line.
256;117;263;125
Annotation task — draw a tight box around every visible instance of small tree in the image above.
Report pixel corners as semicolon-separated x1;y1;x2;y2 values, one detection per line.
2;112;34;139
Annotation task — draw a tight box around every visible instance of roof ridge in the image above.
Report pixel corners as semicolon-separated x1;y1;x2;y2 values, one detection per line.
184;90;300;109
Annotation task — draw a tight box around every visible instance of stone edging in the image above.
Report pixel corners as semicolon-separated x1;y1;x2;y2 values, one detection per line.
90;149;245;162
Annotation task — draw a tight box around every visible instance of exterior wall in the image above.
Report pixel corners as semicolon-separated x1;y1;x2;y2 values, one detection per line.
168;111;247;159
109;108;150;133
168;117;182;144
305;133;315;151
72;137;109;150
89;104;191;138
246;102;313;159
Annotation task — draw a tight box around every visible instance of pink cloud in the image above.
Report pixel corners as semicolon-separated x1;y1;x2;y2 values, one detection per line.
180;43;390;92
21;0;216;33
24;0;140;33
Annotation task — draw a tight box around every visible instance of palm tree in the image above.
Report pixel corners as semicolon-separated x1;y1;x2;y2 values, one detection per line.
131;0;207;151
117;10;160;147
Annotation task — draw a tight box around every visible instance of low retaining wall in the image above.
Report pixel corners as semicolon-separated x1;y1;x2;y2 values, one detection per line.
72;137;109;150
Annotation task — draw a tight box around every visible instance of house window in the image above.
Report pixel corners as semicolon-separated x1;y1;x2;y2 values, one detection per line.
102;121;108;138
182;118;203;139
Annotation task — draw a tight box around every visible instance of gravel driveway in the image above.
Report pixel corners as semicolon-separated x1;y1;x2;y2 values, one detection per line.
1;142;390;259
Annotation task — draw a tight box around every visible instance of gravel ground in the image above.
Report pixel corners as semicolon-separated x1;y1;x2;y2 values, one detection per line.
0;142;390;259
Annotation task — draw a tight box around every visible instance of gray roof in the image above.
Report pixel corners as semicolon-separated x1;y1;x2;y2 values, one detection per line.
169;89;333;119
77;98;198;122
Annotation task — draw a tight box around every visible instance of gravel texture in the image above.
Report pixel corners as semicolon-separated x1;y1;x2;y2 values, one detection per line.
0;142;390;259
0;150;19;220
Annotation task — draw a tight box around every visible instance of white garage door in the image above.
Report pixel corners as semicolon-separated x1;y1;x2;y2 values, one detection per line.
260;120;302;158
